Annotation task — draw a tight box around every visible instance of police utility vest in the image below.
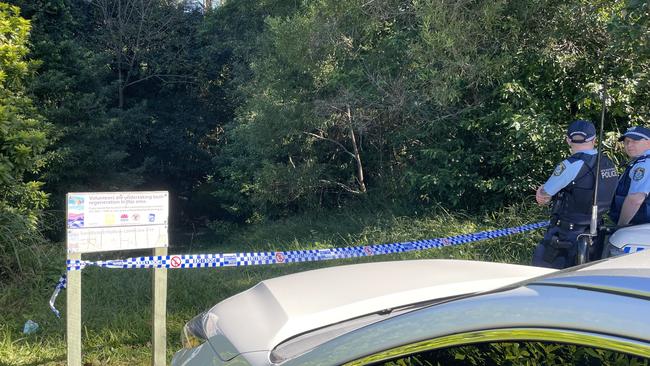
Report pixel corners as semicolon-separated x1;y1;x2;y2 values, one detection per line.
610;154;650;225
552;152;618;226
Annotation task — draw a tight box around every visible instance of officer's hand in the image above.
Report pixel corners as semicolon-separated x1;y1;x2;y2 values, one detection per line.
536;185;551;205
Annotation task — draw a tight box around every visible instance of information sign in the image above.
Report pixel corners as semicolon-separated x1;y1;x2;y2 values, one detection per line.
66;191;168;253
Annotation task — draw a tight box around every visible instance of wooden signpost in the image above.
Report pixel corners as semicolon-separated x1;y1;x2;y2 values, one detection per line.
66;191;169;366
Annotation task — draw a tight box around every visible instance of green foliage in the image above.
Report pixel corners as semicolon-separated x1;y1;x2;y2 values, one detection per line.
220;0;420;217
217;0;650;219
0;209;47;282
199;0;306;219
10;0;231;227
12;0;146;194
7;0;650;224
0;2;50;280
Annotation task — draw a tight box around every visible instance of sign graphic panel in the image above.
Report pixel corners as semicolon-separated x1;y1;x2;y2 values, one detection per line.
66;191;168;253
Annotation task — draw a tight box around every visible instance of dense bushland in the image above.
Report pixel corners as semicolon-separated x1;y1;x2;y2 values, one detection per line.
1;0;648;233
221;0;649;216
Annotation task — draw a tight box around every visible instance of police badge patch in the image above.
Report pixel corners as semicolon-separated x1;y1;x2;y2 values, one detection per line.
553;162;566;176
633;167;645;181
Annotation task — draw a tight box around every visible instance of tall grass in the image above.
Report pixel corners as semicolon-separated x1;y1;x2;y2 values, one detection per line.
0;209;49;283
0;203;547;365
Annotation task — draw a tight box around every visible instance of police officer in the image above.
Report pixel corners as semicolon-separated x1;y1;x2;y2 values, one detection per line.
610;126;650;226
532;120;618;269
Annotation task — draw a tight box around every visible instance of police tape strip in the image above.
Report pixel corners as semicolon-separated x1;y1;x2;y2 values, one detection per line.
49;220;549;317
49;274;66;318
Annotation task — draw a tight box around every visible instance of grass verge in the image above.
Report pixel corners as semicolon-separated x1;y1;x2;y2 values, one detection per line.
0;203;547;365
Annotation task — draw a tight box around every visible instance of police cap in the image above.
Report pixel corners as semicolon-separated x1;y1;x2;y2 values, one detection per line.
618;126;650;141
567;120;596;143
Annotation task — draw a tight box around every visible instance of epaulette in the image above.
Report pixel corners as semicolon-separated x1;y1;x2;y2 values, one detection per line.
567;152;594;165
632;154;650;166
566;156;580;164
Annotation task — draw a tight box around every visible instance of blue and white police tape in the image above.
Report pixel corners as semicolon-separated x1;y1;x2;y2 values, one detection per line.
49;274;66;318
49;220;548;317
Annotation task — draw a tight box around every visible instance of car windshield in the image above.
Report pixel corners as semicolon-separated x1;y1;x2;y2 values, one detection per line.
270;297;459;363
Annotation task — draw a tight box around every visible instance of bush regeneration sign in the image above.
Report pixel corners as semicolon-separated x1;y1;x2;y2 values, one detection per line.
66;191;169;253
65;191;169;366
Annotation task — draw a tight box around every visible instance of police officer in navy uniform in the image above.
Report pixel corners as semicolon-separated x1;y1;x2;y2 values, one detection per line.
610;126;650;226
532;120;618;269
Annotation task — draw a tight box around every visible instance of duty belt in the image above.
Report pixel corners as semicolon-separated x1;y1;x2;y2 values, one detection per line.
551;218;588;231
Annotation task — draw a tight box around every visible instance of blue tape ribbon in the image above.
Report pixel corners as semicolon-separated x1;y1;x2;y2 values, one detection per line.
49;220;548;317
49;274;66;318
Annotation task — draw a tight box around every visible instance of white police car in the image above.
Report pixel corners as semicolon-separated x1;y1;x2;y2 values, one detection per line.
606;223;650;257
172;252;650;365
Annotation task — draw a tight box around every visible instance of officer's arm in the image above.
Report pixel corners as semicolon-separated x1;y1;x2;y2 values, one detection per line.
538;159;581;206
617;192;647;226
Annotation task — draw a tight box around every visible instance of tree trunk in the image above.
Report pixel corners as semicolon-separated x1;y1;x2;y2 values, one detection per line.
117;0;124;109
346;105;367;193
118;68;124;109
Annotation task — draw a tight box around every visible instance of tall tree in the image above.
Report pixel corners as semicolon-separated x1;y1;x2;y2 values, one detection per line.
12;0;146;195
13;0;228;226
89;0;195;108
0;3;50;279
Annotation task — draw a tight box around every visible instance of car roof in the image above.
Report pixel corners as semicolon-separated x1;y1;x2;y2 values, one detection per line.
285;250;650;366
529;248;650;297
201;259;554;360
